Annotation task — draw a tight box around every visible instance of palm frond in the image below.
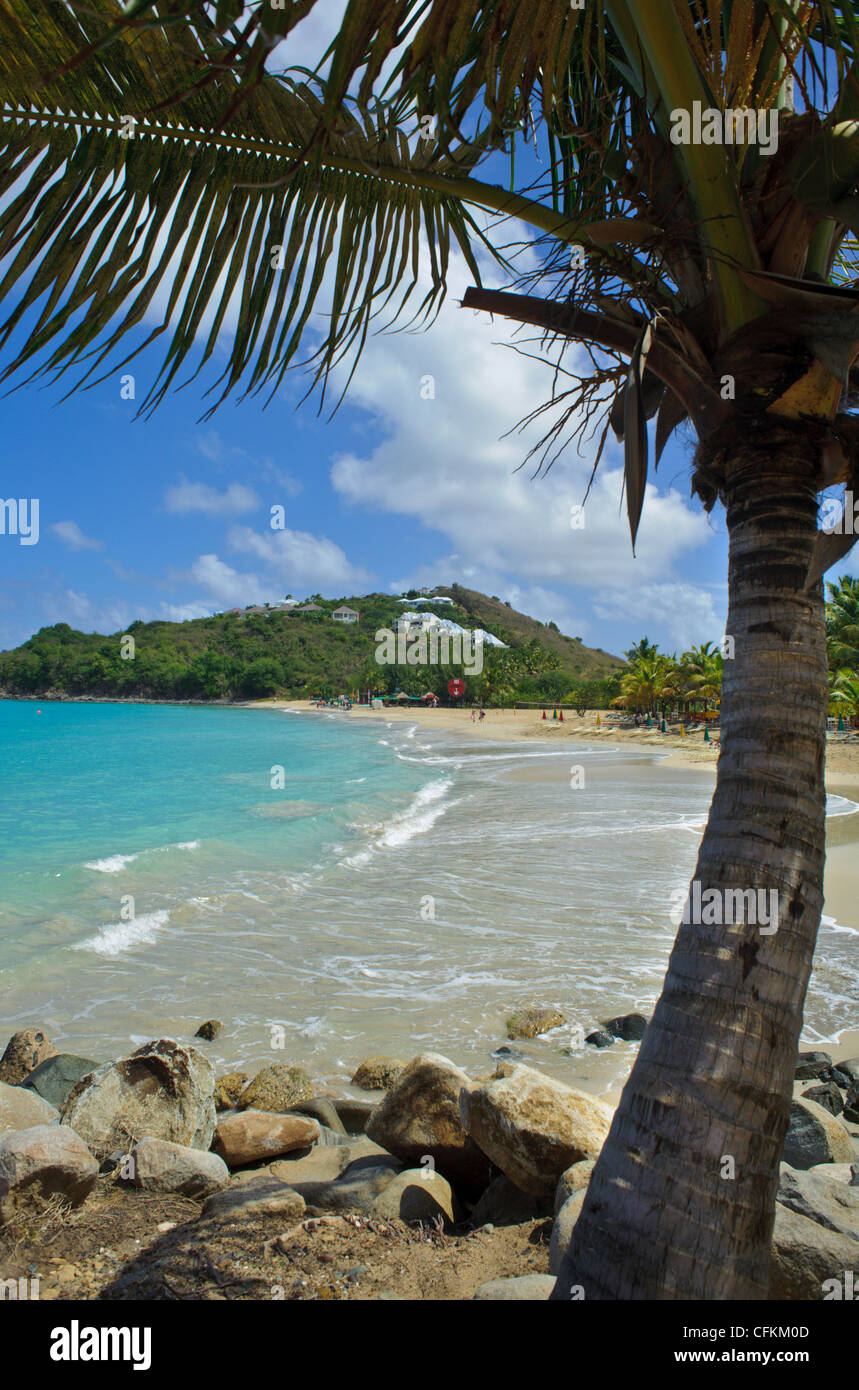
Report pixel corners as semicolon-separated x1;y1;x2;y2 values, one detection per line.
0;0;506;415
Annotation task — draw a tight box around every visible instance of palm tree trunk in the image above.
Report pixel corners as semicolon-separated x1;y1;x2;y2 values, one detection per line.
553;435;827;1299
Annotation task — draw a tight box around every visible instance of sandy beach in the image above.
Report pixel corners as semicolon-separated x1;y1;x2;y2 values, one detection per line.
250;698;859;785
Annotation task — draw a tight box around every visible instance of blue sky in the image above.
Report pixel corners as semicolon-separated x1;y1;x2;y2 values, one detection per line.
5;0;836;662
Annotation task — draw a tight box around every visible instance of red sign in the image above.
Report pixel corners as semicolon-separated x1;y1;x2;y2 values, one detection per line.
448;678;466;698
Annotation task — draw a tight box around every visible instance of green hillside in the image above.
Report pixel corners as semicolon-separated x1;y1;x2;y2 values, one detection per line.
0;588;625;707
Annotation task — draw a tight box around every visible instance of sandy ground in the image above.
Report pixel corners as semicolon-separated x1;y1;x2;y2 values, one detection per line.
249;700;859;783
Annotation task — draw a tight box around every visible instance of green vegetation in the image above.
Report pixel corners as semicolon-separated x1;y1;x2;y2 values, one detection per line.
0;588;623;706
827;576;859;724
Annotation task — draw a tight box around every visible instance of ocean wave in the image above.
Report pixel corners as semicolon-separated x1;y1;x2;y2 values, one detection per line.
341;778;456;867
72;909;169;957
826;794;859;818
821;913;859;936
83;841;200;872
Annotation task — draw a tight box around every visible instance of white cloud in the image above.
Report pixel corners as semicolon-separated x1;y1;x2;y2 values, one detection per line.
164;481;260;516
593;582;724;653
229;525;371;592
50;521;104;552
328;249;712;600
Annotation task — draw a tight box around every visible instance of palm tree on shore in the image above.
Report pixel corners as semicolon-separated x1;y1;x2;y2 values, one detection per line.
826;575;859;668
2;0;859;1300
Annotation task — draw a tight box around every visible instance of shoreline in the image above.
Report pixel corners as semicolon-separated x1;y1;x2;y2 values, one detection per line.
247;697;859;787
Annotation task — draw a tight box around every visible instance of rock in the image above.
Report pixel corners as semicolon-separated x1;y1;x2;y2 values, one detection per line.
60;1038;216;1162
777;1163;859;1241
801;1081;844;1116
266;1137;387;1187
550;1189;586;1275
288;1154;404;1216
473;1275;556;1301
555;1159;596;1215
460;1063;613;1196
845;1086;859;1125
200;1177;306;1222
194;1020;222;1041
585;1030;614;1049
214;1072;247;1111
213;1110;319;1167
808;1162;856;1184
290;1097;346;1134
505;1007;566;1041
491;1045;524;1061
830;1057;859;1090
0;1028;58;1086
769;1201;859;1299
601;1013;648;1042
371;1168;458;1227
237;1064;313;1112
470;1174;552;1227
365;1053;490;1185
794;1051;834;1081
0;1081;59;1136
782;1097;855;1169
350;1057;405;1091
122;1138;230;1198
331;1098;377;1134
20;1055;101;1111
0;1125;98;1221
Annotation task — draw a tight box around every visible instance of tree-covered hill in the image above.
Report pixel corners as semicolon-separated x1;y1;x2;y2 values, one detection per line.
0;589;625;706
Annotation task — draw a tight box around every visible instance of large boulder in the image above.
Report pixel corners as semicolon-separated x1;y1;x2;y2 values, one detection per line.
0;1125;97;1221
290;1098;346;1134
549;1189;586;1275
794;1051;834;1082
505;1007;566;1041
782;1097;855;1169
350;1057;405;1091
122;1138;230;1198
555;1159;596;1215
200;1177;306;1222
831;1057;859;1091
777;1163;859;1241
769;1201;859;1299
0;1028;57;1086
267;1135;389;1187
801;1082;843;1116
601;1013;648;1042
214;1072;248;1112
459;1063;613;1196
60;1038;216;1161
237;1064;313;1112
365;1053;490;1185
0;1081;58;1135
371;1168;459;1227
845;1086;859;1125
473;1275;556;1301
21;1055;100;1111
213;1110;319;1167
285;1155;403;1216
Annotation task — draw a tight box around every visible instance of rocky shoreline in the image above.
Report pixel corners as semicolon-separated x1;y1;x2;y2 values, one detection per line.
1;1022;858;1301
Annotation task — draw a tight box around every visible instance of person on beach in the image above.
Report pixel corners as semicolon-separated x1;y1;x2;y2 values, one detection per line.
479;708;486;721
471;708;476;722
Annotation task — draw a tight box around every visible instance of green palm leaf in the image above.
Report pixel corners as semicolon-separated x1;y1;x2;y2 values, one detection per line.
0;1;506;415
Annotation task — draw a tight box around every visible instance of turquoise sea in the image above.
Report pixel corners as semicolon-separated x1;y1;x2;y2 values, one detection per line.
1;699;857;1094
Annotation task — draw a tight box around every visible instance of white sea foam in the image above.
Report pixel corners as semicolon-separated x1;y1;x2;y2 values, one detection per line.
342;778;456;867
83;852;138;873
83;841;199;872
72;910;169;957
821;913;859;936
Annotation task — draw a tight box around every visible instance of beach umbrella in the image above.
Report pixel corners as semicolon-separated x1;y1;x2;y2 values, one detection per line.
838;714;845;731
646;713;652;728
704;726;710;743
661;717;667;733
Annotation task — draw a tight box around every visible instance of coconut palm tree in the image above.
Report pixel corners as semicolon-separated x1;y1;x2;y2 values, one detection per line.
826;574;859;668
829;665;859;722
2;0;859;1301
612;652;675;715
679;641;724;715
